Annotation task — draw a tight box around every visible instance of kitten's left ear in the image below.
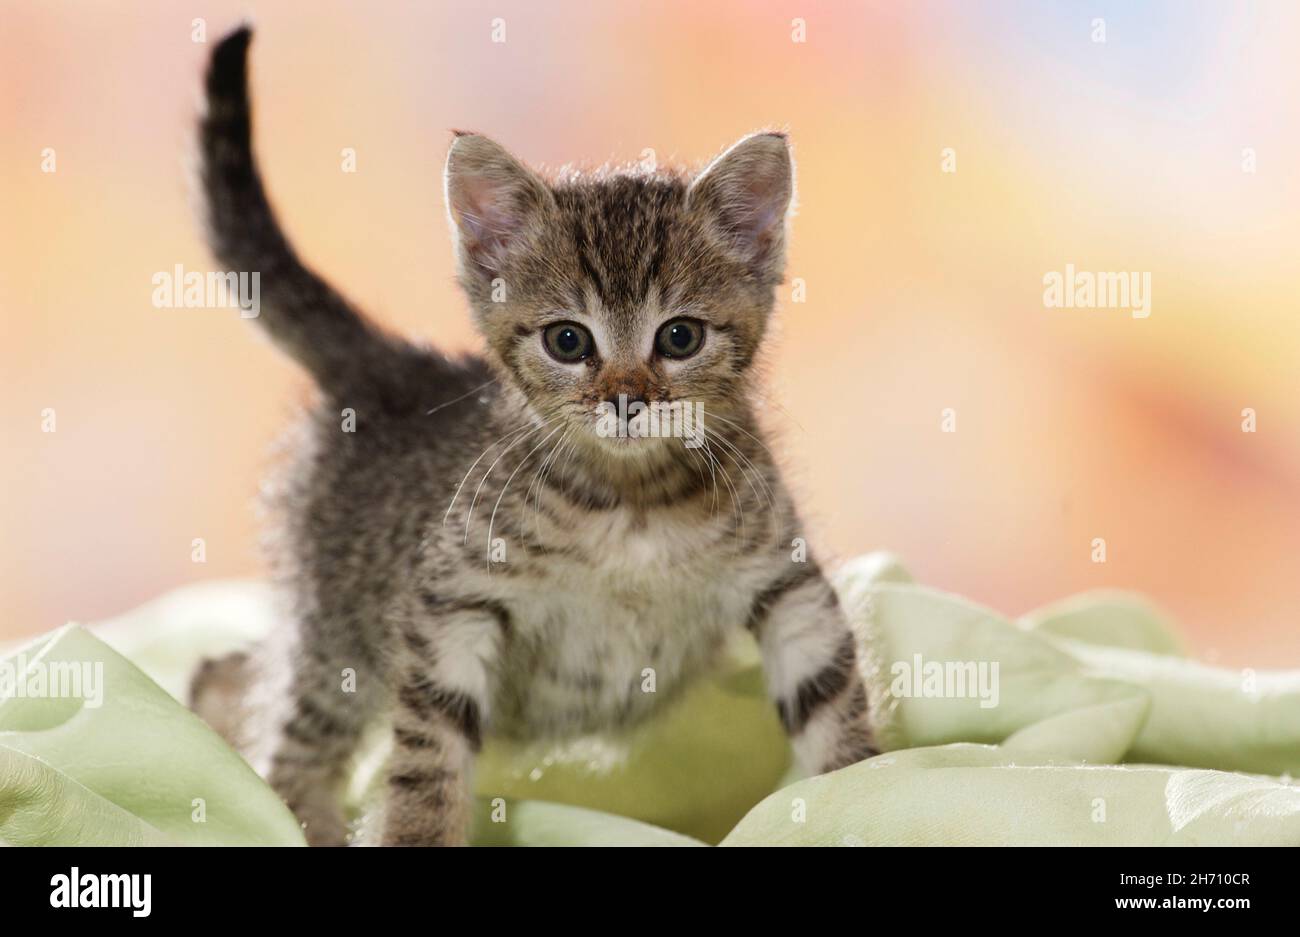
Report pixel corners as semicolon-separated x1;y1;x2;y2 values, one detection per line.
687;132;794;282
444;132;554;279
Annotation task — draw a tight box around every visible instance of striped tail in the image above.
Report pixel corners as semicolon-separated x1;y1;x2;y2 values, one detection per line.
199;26;389;390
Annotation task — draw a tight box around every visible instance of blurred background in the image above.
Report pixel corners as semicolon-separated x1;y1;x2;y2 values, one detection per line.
3;1;1298;664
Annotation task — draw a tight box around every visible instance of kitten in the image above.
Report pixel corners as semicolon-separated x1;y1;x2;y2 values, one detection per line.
190;26;876;846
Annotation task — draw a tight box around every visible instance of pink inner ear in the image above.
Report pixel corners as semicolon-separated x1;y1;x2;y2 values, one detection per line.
452;173;523;267
736;176;784;241
710;171;787;264
692;137;792;265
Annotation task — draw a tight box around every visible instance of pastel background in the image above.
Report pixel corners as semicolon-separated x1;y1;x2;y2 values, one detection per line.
3;1;1298;665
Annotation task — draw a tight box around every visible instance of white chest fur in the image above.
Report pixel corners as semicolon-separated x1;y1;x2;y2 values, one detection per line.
484;499;760;737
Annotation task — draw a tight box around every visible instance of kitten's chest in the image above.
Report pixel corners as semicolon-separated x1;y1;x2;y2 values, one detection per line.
487;509;754;737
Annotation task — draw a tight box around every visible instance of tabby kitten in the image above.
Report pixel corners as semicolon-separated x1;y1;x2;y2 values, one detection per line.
190;27;876;846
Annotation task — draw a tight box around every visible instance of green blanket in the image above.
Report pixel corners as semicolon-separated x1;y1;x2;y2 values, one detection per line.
3;554;1298;846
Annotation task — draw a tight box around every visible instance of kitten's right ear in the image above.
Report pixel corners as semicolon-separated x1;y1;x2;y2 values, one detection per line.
444;133;552;277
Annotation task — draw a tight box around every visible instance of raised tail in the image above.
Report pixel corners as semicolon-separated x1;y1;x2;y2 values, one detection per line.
200;26;387;390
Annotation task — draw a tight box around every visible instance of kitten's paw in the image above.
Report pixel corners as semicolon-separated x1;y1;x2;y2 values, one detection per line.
378;798;471;847
292;799;352;847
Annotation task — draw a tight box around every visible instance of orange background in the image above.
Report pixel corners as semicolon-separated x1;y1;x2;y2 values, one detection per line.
3;1;1299;666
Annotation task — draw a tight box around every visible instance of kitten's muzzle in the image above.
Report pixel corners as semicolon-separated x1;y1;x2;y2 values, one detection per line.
602;393;647;411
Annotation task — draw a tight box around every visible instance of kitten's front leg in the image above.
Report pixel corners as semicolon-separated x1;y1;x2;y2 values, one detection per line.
382;603;503;846
750;564;877;774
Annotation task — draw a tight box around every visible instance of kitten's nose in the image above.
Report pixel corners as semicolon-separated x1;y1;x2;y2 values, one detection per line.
605;393;646;411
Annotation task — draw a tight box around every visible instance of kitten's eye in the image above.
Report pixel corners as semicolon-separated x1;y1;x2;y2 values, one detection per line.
655;318;705;359
542;322;594;362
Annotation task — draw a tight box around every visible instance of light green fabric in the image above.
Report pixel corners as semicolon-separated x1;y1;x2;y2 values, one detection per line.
2;553;1297;846
469;799;705;847
852;579;1300;777
725;569;1300;845
0;625;304;846
722;745;1300;846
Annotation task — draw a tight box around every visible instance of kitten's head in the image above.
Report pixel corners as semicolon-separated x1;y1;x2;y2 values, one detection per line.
444;131;793;458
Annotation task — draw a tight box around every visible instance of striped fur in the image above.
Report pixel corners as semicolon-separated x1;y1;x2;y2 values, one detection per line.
188;27;876;846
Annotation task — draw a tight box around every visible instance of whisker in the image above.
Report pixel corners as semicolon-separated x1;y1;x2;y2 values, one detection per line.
679;437;712;510
701;432;743;539
527;429;572;538
486;422;567;565
696;432;721;517
705;427;777;514
443;417;541;528
705;428;780;546
425;376;498;417
706;412;782;464
461;409;563;544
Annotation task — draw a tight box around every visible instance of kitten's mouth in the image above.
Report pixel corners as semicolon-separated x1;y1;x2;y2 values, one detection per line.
585;397;708;456
593;424;658;447
586;418;669;460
